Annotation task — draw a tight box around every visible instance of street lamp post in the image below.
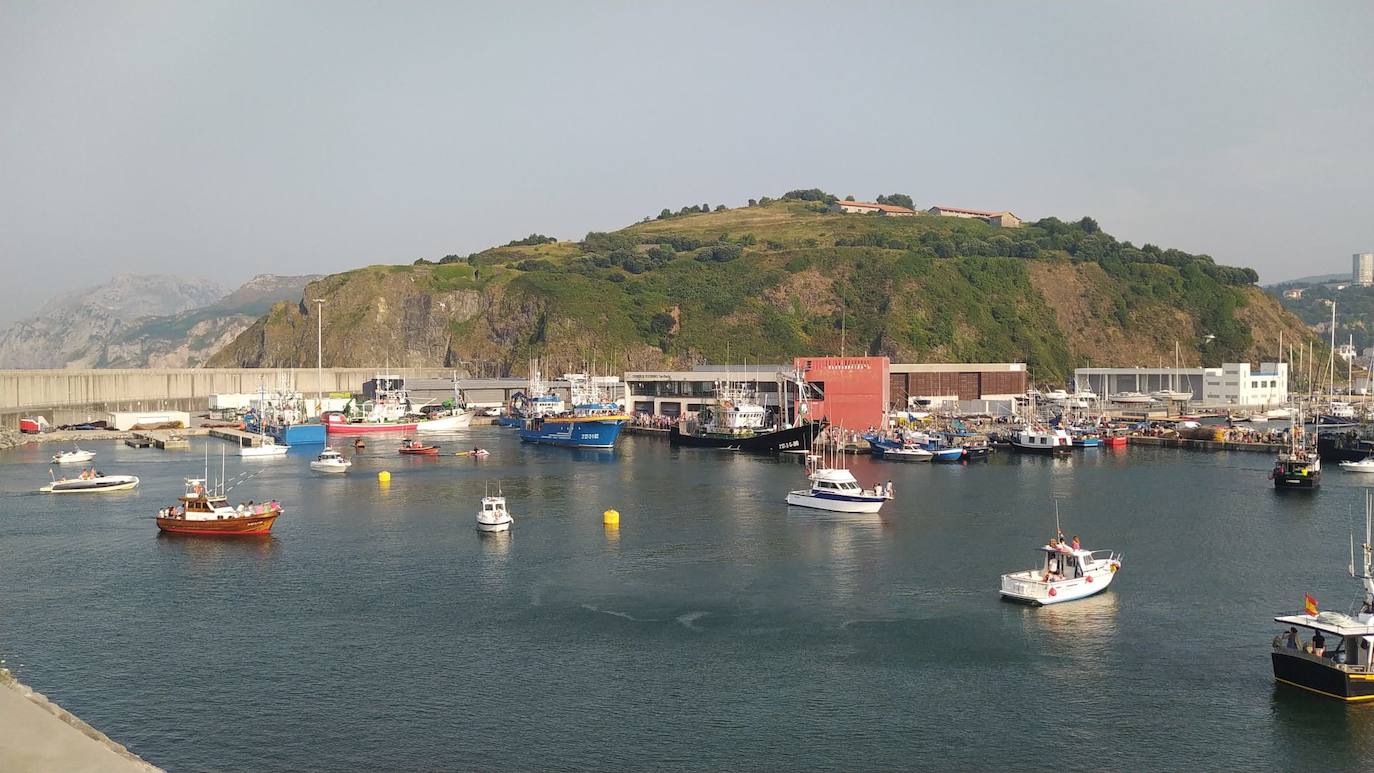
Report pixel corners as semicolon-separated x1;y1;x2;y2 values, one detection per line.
313;299;326;413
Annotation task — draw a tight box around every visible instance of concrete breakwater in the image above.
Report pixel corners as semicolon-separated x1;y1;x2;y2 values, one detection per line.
0;666;162;772
0;367;457;430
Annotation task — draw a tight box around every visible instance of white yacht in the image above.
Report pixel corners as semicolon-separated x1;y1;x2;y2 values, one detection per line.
309;447;352;473
785;467;890;513
477;494;513;532
51;447;96;465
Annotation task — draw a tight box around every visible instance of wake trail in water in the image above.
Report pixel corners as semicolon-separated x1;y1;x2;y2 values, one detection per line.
676;611;708;631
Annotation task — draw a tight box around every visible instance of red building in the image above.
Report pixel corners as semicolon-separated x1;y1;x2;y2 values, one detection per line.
794;356;891;430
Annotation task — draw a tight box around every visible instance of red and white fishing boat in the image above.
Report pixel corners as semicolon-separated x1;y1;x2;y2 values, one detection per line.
323;374;472;434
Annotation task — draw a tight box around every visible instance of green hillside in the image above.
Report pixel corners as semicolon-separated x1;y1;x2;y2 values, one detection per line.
209;193;1313;382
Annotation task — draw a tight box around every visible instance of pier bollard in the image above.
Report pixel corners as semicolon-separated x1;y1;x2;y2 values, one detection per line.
378;471;391;484
603;508;620;528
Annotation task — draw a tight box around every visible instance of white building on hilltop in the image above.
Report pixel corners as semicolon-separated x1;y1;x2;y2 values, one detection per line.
1074;362;1288;407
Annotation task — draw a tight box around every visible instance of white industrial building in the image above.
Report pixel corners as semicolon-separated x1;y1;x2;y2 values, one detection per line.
1073;362;1288;407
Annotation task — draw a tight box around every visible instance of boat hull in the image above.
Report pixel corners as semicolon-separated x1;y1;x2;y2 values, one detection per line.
961;446;992;461
519;417;626;449
1072;438;1103;448
270;423;326;445
240;445;290;458
415;412;473;433
155;511;280;535
785;490;885;513
669;422;817;453
476;519;512;533
398;447;440;456
873;448;933;462
309;462;351;473
1273;470;1320;489
1272;651;1374;702
52;452;96;464
930;448;965;462
1011;442;1071;456
326;421;419;435
999;567;1117;605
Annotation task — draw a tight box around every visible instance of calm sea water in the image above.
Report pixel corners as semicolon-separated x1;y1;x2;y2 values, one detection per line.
2;430;1373;771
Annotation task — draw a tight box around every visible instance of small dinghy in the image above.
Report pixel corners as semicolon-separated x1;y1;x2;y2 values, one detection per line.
477;493;513;533
1339;457;1374;473
454;448;490;458
309;447;352;474
40;471;139;493
51;447;96;465
398;439;440;455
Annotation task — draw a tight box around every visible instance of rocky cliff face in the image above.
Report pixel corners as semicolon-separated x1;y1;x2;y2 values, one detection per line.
0;273;319;369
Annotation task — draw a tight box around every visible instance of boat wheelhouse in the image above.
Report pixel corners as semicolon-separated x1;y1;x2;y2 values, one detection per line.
1271;497;1374;701
1011;427;1072;455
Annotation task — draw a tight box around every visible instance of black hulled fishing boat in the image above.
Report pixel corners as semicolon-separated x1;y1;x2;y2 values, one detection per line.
1271;493;1374;702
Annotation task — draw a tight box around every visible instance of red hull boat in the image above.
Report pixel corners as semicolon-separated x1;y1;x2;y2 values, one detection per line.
156;478;282;536
399;440;440;455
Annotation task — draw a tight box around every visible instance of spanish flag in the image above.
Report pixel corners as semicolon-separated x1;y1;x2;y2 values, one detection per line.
1304;593;1319;616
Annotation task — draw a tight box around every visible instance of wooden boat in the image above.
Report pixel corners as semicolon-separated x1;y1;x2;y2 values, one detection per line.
155;477;281;536
399;439;440;455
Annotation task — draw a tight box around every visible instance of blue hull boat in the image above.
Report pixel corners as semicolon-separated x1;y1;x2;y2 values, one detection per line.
519;416;627;448
270;423;326;445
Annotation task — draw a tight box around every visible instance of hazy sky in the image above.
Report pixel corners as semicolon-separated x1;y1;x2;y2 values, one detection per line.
2;1;1371;323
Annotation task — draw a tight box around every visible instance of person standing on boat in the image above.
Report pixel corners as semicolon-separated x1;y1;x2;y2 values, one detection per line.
1072;535;1081;550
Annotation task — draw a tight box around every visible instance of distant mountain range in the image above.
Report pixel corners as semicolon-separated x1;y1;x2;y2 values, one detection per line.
0;273;321;369
1265;272;1350;287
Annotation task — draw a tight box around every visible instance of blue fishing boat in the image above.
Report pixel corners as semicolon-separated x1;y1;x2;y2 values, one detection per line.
518;403;627;448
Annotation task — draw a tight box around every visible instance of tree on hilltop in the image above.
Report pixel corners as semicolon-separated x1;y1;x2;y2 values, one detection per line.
876;193;914;210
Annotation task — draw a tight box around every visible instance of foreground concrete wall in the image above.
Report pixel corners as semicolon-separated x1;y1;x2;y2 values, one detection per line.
0;368;456;429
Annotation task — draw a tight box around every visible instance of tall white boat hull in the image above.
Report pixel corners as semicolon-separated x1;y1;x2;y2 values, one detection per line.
416;412;473;433
51;450;97;464
785;490;885;513
40;475;140;493
999;565;1118;605
241;444;290;457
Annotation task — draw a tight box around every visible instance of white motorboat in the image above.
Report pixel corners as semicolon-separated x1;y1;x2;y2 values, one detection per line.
881;446;934;462
1265;407;1292;421
309;447;352;473
1000;539;1123;606
1339;457;1374;473
240;436;290;457
477;494;513;532
40;473;139;493
785;467;890;513
51;447;96;464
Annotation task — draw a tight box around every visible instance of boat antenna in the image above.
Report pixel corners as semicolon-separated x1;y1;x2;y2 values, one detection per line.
204;442;209;487
1054;498;1061;537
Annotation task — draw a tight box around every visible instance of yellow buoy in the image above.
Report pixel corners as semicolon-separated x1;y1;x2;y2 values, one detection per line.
378;470;391;483
603;508;620;528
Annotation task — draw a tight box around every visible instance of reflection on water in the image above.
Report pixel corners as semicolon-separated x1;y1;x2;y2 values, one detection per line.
3;433;1374;771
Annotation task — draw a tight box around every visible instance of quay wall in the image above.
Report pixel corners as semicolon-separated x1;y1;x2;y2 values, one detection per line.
1127;435;1283;454
0;368;455;430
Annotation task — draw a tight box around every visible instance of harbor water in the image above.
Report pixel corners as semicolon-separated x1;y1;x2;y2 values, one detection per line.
2;431;1374;770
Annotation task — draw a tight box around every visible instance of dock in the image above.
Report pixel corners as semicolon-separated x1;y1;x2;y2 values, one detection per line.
130;429;204;450
207;427;262;448
624;425;669;437
1127;435;1283;454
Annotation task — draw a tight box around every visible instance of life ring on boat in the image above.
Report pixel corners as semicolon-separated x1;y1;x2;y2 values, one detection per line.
1048;587;1057;597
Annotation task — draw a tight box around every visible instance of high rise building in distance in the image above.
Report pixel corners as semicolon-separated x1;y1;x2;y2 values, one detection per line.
1354;252;1374;286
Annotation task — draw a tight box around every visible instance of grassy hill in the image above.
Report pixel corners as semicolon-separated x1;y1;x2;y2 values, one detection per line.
208;196;1314;381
